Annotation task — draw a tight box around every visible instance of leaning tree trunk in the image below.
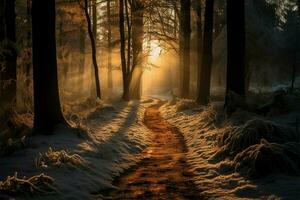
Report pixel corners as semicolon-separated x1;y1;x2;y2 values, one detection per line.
107;0;113;91
129;0;144;100
32;0;67;134
179;0;191;98
197;0;214;105
84;0;101;99
225;0;246;105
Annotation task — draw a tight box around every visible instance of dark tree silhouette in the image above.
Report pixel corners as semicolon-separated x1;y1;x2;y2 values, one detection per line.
119;0;129;100
292;0;300;91
32;0;67;134
78;24;86;93
0;0;17;117
84;0;101;99
197;0;214;105
298;0;300;17
195;0;203;98
180;0;191;98
107;0;113;91
129;0;144;100
226;0;246;102
25;0;32;77
0;1;4;41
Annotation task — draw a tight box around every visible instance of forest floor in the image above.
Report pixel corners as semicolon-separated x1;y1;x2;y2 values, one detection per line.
1;92;300;200
98;101;204;200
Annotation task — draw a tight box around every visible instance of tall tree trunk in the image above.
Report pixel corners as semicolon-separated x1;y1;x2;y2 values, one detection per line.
298;0;300;17
225;0;246;104
197;0;214;105
84;0;101;99
32;0;67;134
107;0;113;91
92;0;97;39
179;0;191;98
0;0;17;117
129;0;144;100
0;0;4;41
119;0;129;100
0;1;5;99
195;0;203;103
292;0;300;91
125;0;131;76
78;25;86;94
25;0;32;76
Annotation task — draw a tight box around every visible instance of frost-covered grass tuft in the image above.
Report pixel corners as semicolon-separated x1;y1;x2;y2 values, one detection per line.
234;140;300;177
160;89;300;199
87;103;116;120
175;99;198;111
35;147;86;168
217;118;298;156
0;110;33;156
0;172;57;196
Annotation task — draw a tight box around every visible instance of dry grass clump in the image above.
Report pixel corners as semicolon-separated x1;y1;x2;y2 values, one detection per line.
167;96;179;106
141;98;154;104
87;103;116;119
0;110;33;156
176;99;198;111
234;140;300;177
217;118;298;156
0;172;57;196
35;147;86;168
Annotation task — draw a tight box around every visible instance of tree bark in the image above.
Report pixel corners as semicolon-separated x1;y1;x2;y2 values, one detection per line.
0;0;17;116
291;0;300;91
129;0;144;100
25;0;32;76
125;0;131;76
0;0;4;109
119;0;130;100
298;0;300;17
195;0;203;102
84;0;101;99
179;0;191;98
78;24;86;94
92;0;97;40
0;0;4;41
32;0;67;134
197;0;214;105
225;0;246;104
107;0;113;91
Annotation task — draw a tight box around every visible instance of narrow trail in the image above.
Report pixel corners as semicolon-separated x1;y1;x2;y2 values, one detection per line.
99;102;203;200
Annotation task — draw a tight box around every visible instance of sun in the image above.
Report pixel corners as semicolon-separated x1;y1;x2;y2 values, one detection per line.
148;40;162;63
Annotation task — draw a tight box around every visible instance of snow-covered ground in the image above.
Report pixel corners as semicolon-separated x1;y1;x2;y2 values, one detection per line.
0;99;156;200
160;98;300;200
2;93;300;200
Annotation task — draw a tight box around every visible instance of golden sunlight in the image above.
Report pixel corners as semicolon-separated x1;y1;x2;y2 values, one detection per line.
148;40;162;64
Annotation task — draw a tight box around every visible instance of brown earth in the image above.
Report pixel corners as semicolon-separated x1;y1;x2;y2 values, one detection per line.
98;102;204;200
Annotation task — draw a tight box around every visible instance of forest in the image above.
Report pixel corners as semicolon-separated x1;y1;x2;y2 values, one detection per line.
0;0;300;199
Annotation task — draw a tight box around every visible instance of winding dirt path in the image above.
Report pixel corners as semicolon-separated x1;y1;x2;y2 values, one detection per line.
100;102;203;199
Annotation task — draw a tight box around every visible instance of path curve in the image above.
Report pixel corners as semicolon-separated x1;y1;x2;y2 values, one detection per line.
99;102;203;199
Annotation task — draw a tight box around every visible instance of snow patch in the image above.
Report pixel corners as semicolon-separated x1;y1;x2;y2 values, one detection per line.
160;98;300;199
